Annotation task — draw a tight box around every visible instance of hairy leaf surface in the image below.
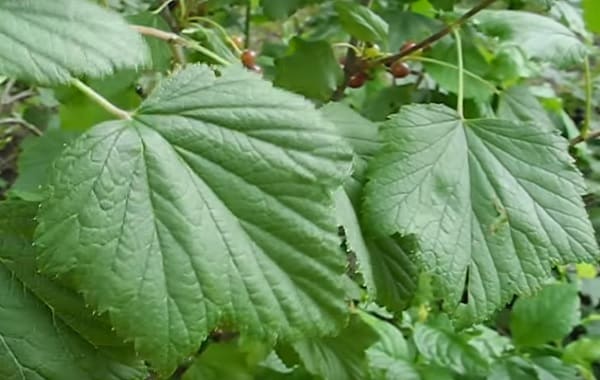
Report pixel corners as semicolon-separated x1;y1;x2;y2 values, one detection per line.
35;65;353;374
0;0;149;84
363;104;598;324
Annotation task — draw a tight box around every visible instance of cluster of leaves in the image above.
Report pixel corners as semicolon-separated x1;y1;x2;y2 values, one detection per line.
0;0;600;379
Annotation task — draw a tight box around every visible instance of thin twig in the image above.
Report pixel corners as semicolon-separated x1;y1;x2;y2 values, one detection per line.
131;25;230;65
4;89;36;105
0;117;43;136
244;0;251;49
71;80;131;120
377;0;498;67
570;130;600;147
1;78;15;103
331;0;374;100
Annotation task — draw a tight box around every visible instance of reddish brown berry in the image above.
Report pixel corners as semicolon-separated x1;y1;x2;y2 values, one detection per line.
400;41;417;53
241;50;257;68
390;61;410;78
348;72;368;88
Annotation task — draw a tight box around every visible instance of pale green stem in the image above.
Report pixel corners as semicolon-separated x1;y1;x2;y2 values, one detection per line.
71;80;131;120
453;28;464;118
583;55;593;138
182;39;231;65
333;42;361;55
188;17;243;55
407;56;498;93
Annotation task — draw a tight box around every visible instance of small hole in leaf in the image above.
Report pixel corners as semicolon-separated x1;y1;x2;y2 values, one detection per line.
460;268;470;304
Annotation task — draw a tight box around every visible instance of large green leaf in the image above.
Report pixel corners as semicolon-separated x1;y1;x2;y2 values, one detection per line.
0;201;145;380
383;11;442;52
363;104;598;324
335;1;388;44
510;283;580;346
0;0;149;85
35;65;353;374
475;10;587;67
274;37;343;102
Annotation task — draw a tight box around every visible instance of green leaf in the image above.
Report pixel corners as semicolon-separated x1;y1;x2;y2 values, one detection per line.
531;356;579;380
360;311;420;379
497;86;554;131
0;0;149;85
363;104;599;324
182;340;270;380
35;65;353;374
9;127;78;201
0;201;145;380
335;1;389;44
563;338;600;368
334;189;419;310
292;315;379;380
423;34;496;100
488;357;538;380
261;0;317;19
384;11;442;52
511;283;580;346
274;37;343;101
583;0;600;33
475;10;587;68
413;322;489;376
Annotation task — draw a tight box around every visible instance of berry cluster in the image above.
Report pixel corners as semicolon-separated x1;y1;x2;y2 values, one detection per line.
347;41;417;89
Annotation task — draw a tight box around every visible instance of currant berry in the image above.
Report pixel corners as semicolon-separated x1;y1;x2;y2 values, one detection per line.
241;50;257;68
400;41;417;53
348;72;368;88
390;61;410;78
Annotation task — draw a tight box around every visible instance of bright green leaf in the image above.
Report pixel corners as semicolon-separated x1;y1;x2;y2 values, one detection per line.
35;65;353;374
274;37;343;101
0;201;145;380
475;10;587;68
532;356;579;380
363;104;599;324
335;1;389;43
0;0;149;85
511;283;580;346
583;0;600;33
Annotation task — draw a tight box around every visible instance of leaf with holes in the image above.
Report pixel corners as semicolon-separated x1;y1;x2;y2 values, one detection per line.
0;201;145;380
0;0;149;85
363;104;599;325
35;64;353;375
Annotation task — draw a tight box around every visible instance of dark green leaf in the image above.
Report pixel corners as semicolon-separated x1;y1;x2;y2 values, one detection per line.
0;201;145;380
274;38;343;101
35;65;353;374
